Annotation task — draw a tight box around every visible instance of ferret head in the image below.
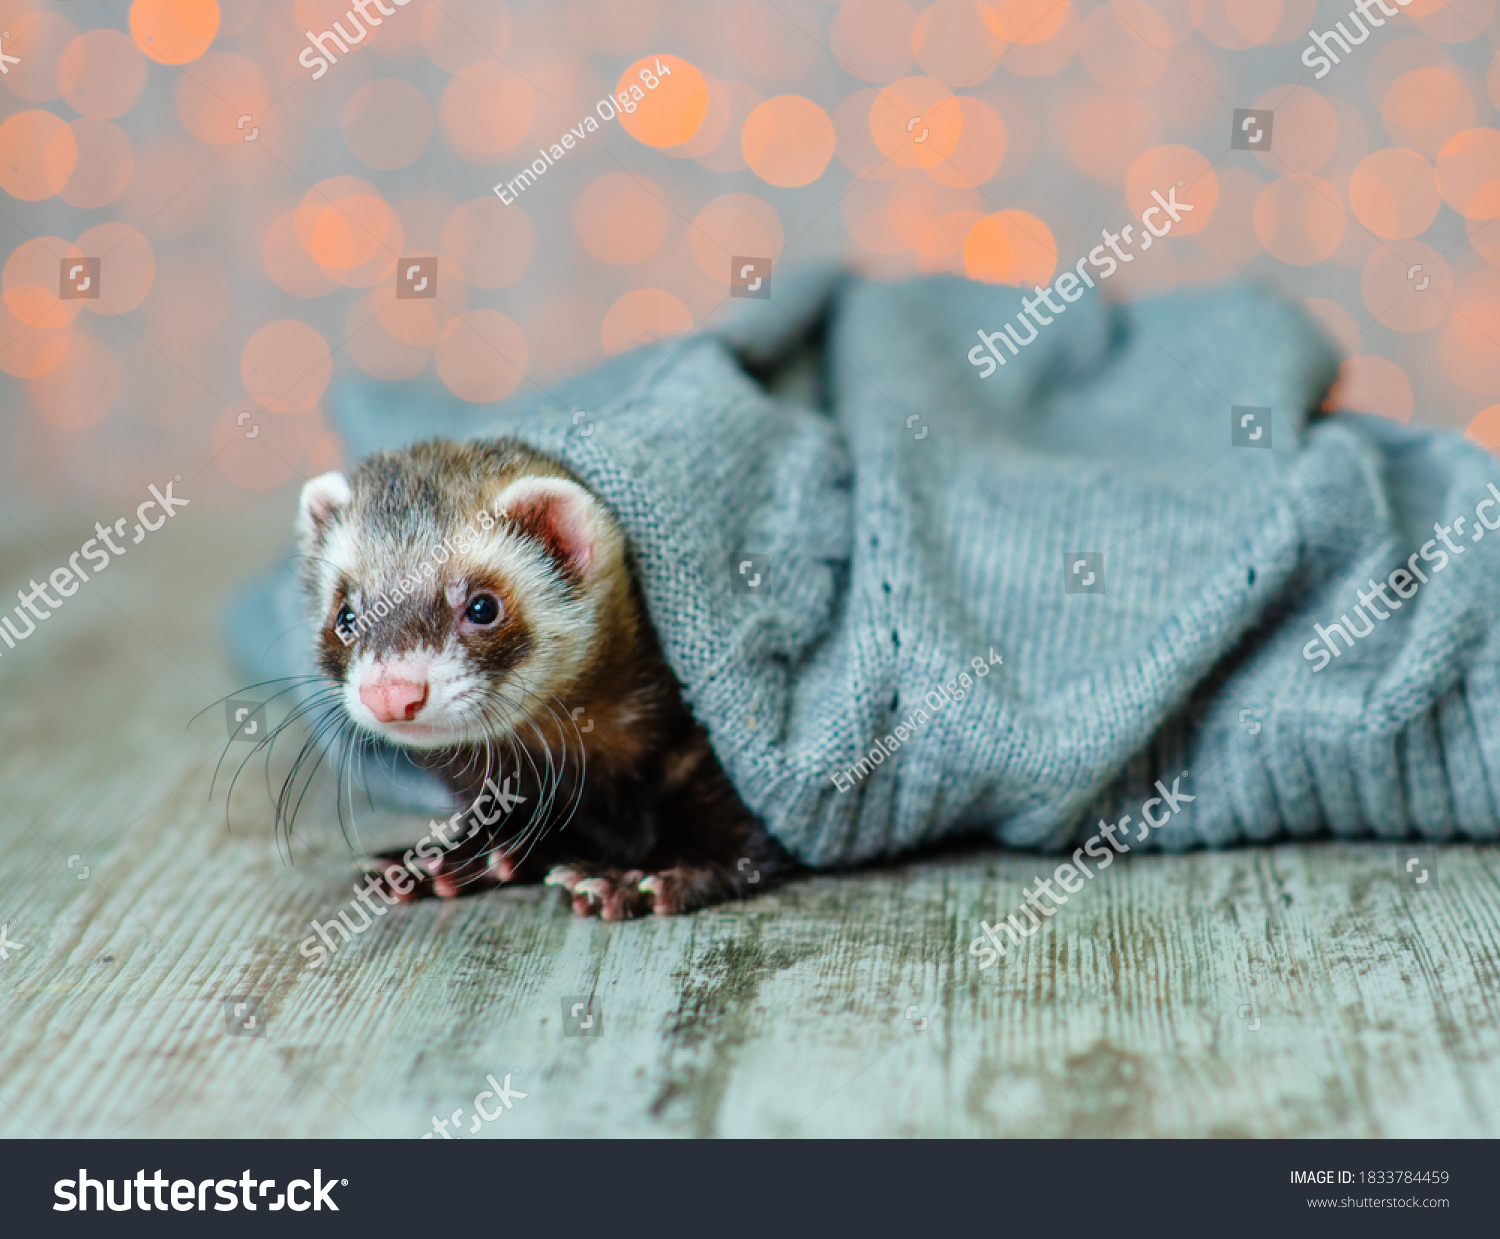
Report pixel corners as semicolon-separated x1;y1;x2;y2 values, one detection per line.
296;439;628;751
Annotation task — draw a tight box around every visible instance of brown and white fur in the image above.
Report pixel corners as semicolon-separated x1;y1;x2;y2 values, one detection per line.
295;437;790;919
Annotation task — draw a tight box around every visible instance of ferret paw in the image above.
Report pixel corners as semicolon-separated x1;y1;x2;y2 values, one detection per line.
361;847;501;901
635;868;722;916
545;864;744;918
545;865;655;921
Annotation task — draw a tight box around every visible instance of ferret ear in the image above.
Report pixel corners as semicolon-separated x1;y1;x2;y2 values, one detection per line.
297;472;351;552
495;476;608;578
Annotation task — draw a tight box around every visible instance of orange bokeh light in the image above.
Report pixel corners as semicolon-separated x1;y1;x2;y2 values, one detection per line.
3;236;81;329
742;96;836;188
1250;85;1337;174
912;0;1008;87
174;52;268;145
1469;216;1500;268
71;224;155;316
419;0;513;73
0;299;72;380
130;0;220;65
1000;3;1083;77
1349;148;1440;239
57;29;148;119
601;289;693;355
60;121;134;210
832;0;918;82
435;309;528;403
444;197;534;287
615;55;709;148
964;209;1057;286
0;111;78;201
263;210;339;298
294;177;395;273
31;332;121;431
440;63;533;158
346;292;433;381
1359;241;1450;333
4;12;78;104
870;76;963;169
1465;404;1500;454
1061;92;1158;185
241;320;332;413
1440;274;1500;394
1191;0;1282;50
1437;129;1500;220
573;173;669;266
1253;174;1345;265
1079;2;1170;91
1381;66;1476;159
978;0;1072;44
1125;146;1218;236
926;97;1006;188
689;193;784;286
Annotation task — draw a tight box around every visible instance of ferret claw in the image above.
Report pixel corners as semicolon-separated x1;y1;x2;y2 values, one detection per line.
544;865;581;890
573;878;609;901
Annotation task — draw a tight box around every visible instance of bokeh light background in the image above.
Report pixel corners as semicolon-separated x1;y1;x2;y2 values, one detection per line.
3;0;1500;512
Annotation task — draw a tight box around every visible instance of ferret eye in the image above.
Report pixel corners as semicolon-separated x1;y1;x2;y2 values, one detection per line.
465;594;501;626
335;604;357;633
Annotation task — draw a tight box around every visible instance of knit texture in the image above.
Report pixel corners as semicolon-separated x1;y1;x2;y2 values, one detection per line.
226;272;1500;865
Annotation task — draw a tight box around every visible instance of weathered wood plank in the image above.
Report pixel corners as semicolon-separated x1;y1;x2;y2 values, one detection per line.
0;507;1497;1137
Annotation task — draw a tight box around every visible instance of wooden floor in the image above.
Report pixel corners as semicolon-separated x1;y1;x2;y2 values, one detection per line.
1;502;1498;1138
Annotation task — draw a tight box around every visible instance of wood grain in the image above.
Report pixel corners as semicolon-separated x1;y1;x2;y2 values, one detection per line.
1;505;1497;1138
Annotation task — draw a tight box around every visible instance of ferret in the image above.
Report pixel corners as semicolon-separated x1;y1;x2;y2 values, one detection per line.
294;437;791;919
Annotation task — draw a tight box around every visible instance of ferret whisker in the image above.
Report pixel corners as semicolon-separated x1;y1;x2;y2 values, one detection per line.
191;673;324;729
207;675;330;800
339;722;374;860
273;703;339;841
250;686;344;812
220;685;342;831
546;693;588;833
278;705;346;848
533;699;571;829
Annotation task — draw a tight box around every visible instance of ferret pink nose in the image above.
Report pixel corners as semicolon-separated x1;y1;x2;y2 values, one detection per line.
360;680;429;723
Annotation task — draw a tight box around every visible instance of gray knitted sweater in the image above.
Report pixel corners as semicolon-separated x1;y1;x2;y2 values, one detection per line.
227;271;1500;865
